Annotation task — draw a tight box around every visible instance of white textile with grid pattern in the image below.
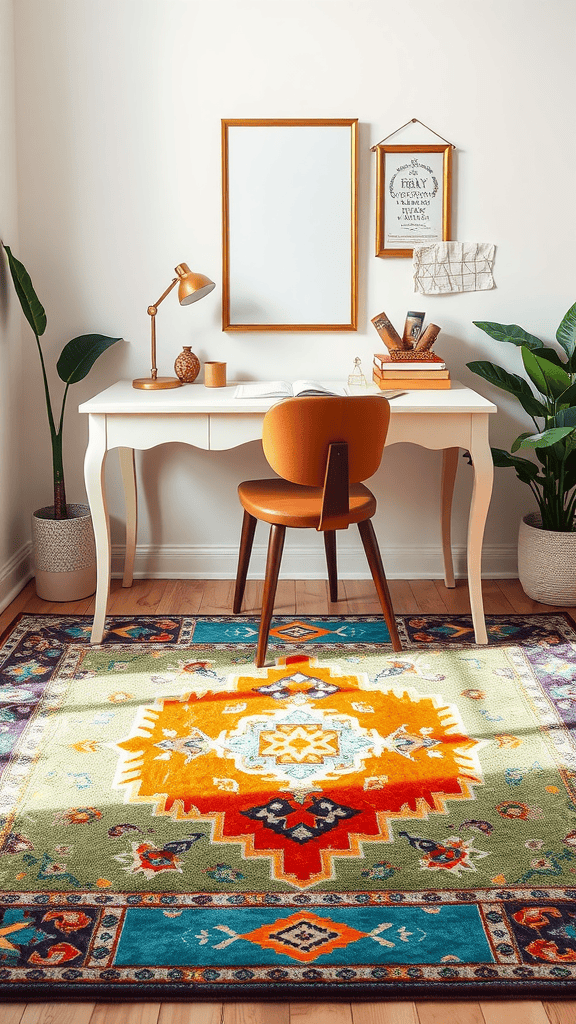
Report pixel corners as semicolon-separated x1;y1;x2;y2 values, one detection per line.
412;241;496;294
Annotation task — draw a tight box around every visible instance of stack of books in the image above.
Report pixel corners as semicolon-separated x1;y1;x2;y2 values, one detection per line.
373;351;451;390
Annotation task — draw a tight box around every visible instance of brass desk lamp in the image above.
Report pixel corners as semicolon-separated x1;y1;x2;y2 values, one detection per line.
133;263;215;390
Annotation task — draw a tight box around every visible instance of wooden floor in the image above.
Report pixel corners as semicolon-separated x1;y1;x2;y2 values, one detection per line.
2;577;576;1024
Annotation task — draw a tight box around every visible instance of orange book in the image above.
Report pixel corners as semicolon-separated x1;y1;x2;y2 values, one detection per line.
373;363;450;381
373;371;451;390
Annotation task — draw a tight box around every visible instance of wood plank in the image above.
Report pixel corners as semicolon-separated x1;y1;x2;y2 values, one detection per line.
0;1006;27;1024
33;597;94;615
159;1004;223;1024
274;579;297;615
0;580;36;636
352;1002;419;1024
233;580;296;616
496;578;565;615
415;1003;485;1024
10;591;56;615
154;579;204;615
198;579;235;614
295;580;330;615
387;579;417;614
342;579;382;614
408;579;448;613
20;1004;95;1024
4;577;90;616
89;1004;161;1024
480;1001;549;1024
543;1002;576;1024
433;578;471;614
223;1005;289;1024
290;1005;352;1024
240;580;264;614
480;579;515;614
106;578;169;614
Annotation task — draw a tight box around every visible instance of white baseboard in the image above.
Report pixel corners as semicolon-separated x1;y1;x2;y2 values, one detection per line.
0;543;33;614
111;542;518;580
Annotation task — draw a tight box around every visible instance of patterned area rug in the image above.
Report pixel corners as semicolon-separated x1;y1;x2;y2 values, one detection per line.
1;611;576;999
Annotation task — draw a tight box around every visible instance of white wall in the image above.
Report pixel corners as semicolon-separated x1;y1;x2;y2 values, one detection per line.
9;0;576;582
0;0;29;607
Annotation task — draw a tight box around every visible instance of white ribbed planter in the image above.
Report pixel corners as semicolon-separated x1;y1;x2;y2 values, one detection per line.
32;503;96;601
518;512;576;606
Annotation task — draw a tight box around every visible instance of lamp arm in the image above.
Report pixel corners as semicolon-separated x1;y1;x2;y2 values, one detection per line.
148;277;178;313
147;277;178;380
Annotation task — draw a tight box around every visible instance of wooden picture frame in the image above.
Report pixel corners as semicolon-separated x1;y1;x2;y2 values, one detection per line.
222;118;358;331
375;144;452;258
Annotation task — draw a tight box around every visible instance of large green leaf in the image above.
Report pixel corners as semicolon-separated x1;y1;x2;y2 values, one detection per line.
532;347;565;368
511;432;534;453
553;408;576;456
473;321;543;350
563;449;576;490
554;408;576;428
491;446;539;483
522;347;571;399
57;334;121;384
557;302;576;360
557;380;576;408
3;245;47;337
467;360;546;418
517;426;574;449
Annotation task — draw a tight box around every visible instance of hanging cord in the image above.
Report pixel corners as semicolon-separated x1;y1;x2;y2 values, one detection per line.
370;118;455;151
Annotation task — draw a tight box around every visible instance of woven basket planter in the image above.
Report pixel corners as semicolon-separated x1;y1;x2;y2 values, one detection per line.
518;512;576;606
32;503;96;602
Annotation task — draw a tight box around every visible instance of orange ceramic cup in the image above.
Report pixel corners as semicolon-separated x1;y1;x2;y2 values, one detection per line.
204;362;227;387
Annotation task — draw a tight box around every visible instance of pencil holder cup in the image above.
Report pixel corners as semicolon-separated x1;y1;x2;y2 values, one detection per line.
204;362;226;387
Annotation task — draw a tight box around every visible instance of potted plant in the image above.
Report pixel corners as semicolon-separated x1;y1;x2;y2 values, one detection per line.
3;244;120;601
468;302;576;604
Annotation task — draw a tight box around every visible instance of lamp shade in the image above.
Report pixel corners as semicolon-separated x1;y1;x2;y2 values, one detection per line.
175;263;216;305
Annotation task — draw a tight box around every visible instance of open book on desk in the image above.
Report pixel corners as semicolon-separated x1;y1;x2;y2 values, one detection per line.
234;380;405;400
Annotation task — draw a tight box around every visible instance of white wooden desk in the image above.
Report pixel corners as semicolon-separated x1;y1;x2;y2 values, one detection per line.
79;381;496;645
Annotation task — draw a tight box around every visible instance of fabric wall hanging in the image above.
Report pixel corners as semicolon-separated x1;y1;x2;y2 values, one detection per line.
412;241;496;295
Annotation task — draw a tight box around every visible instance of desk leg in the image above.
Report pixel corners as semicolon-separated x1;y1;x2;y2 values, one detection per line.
468;415;494;645
118;448;137;588
85;415;109;644
441;448;458;589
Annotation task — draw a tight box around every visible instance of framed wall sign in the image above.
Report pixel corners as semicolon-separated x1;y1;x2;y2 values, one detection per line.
222;118;358;331
375;144;452;258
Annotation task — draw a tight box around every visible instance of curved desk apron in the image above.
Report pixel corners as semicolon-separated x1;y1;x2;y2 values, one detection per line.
80;381;496;645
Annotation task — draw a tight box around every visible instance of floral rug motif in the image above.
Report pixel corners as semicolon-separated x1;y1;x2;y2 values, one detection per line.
1;612;576;998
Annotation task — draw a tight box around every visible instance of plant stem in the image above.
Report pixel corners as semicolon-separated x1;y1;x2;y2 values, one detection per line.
34;330;69;518
52;430;67;519
33;331;56;438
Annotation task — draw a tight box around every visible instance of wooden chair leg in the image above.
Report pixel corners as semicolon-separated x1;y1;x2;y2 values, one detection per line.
323;531;338;602
233;510;257;614
358;519;402;651
256;524;286;668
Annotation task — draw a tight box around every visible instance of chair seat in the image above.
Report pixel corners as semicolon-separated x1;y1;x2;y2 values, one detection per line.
238;478;377;529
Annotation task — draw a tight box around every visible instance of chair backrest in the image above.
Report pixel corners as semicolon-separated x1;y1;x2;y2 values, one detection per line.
262;395;390;486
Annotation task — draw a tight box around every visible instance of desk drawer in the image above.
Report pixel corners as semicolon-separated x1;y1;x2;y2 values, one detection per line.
106;414;209;451
209;413;265;450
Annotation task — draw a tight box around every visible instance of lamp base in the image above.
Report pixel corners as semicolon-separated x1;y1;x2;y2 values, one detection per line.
132;376;183;390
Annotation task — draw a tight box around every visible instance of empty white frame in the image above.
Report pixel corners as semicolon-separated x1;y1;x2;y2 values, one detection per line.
222;119;358;331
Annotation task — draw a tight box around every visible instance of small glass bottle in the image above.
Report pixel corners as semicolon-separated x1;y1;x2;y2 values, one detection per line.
347;356;367;388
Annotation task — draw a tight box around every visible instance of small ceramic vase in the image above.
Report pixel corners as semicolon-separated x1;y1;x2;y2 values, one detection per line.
174;346;200;383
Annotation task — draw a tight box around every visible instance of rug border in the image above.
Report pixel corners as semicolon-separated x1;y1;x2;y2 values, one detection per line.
2;977;576;1000
3;609;576;639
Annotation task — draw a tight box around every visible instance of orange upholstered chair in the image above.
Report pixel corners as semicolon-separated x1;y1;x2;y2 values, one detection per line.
233;395;402;666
